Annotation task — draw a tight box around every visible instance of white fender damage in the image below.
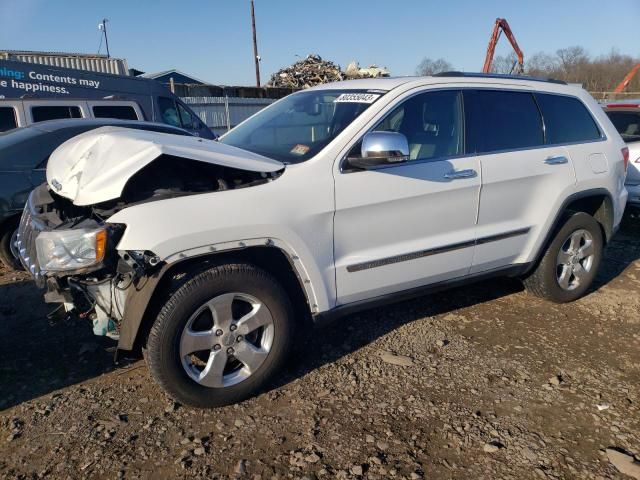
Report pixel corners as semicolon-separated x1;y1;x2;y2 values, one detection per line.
46;126;284;206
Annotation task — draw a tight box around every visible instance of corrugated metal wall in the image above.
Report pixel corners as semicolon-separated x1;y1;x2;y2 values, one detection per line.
182;96;276;135
0;52;129;76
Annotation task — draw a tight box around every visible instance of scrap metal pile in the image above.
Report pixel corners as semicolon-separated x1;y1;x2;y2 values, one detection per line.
268;54;389;89
268;54;344;88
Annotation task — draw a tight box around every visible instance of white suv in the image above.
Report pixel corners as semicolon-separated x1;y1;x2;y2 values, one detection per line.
17;73;628;407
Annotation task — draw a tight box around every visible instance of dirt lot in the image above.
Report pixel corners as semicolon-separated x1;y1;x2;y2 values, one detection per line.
1;214;639;480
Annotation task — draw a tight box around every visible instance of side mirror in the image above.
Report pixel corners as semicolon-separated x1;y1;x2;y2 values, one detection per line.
348;131;409;169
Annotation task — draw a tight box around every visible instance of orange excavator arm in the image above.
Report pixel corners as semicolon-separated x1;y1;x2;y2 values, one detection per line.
482;18;524;74
614;64;640;93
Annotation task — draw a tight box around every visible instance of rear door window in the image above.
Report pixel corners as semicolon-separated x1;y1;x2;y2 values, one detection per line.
535;93;601;144
31;105;82;123
92;105;139;120
0;107;17;132
464;90;544;154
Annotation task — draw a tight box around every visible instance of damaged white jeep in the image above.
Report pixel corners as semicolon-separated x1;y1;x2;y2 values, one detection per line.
18;74;628;407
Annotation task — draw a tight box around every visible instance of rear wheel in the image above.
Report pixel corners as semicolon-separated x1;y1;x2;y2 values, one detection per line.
145;263;294;408
524;212;603;303
0;221;22;271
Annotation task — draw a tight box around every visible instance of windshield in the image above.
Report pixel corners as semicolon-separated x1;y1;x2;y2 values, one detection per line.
606;110;640;143
220;90;384;163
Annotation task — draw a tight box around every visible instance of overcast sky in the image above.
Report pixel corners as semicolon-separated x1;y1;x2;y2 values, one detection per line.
1;0;639;85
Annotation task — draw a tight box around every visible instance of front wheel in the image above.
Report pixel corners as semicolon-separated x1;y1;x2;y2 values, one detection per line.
0;223;22;271
523;212;603;303
145;263;294;408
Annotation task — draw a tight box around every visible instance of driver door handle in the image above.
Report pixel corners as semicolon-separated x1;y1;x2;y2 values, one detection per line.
443;169;477;180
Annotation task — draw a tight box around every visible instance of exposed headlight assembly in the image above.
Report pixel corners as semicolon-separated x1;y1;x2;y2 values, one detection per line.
36;228;107;272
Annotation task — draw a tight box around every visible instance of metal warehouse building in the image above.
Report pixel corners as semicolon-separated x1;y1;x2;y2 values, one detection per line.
0;50;129;76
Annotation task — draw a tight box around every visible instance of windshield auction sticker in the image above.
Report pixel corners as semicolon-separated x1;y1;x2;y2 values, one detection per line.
290;144;310;155
334;93;381;104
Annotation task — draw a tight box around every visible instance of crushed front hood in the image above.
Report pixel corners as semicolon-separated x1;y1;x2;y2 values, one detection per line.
46;126;284;205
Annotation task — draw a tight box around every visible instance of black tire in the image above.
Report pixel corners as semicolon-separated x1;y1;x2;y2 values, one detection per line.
145;263;294;408
0;221;22;271
523;212;603;303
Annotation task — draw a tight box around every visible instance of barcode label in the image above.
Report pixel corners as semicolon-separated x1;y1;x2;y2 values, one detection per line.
334;93;381;104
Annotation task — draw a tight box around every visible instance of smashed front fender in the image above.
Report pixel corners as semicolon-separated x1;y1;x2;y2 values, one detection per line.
117;263;171;351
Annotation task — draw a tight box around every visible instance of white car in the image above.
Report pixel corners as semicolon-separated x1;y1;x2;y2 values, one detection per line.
603;101;640;207
17;73;628;407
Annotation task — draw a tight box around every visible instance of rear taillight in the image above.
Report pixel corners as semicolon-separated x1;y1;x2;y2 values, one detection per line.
622;147;629;172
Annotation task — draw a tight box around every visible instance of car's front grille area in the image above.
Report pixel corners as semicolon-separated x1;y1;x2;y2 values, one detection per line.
16;193;46;287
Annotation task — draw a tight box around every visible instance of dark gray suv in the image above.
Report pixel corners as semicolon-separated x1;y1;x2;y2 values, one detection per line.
0;118;192;269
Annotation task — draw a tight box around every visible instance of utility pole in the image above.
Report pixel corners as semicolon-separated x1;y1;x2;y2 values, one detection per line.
99;18;111;58
250;0;261;87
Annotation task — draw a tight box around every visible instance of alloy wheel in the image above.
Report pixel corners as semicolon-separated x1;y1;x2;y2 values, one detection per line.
179;292;274;388
555;228;595;291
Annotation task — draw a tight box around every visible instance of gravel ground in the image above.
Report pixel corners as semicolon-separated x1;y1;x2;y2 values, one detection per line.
1;214;639;480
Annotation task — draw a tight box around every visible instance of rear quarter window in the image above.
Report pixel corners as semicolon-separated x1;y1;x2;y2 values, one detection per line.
464;90;544;154
535;93;602;144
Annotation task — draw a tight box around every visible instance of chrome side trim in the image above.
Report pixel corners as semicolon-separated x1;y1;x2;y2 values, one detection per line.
346;227;531;273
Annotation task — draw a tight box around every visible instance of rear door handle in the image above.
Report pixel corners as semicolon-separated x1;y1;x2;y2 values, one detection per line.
544;155;568;165
443;169;477;180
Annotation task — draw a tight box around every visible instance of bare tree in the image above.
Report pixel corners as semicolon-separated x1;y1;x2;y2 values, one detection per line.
590;49;640;92
556;46;589;73
526;52;559;76
491;52;519;74
415;58;454;76
414;46;640;96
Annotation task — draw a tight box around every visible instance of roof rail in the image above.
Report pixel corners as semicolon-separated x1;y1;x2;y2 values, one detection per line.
432;71;567;85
